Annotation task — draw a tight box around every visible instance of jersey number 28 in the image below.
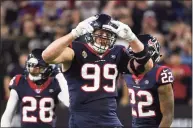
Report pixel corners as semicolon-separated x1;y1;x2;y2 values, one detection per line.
22;96;54;123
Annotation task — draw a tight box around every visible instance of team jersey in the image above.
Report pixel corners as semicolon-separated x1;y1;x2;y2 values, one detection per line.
63;41;131;127
123;65;174;128
9;75;61;128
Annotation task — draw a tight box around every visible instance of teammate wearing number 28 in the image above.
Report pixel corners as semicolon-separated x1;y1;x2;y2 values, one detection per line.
42;14;153;128
1;49;69;128
124;34;174;128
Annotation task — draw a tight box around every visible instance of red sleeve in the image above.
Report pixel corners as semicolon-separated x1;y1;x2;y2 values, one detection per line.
9;74;22;90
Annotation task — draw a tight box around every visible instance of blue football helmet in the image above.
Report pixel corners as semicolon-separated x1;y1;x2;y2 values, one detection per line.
26;49;52;84
129;34;161;63
85;14;117;54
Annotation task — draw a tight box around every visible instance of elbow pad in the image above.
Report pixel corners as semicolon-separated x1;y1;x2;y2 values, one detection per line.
133;46;151;65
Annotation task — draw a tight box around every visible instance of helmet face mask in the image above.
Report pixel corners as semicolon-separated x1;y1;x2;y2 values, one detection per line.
147;36;161;63
85;14;117;54
26;49;52;85
90;29;116;54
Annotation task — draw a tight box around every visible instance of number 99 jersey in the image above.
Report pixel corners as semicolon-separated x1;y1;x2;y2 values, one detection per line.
63;41;130;127
124;65;174;128
9;75;61;128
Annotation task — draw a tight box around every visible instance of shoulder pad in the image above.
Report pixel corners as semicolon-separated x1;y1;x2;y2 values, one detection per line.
9;74;22;90
156;66;174;85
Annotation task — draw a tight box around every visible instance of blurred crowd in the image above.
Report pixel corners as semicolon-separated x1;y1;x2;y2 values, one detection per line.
0;0;192;105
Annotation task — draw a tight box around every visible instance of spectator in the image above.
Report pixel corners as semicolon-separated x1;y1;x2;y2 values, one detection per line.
3;51;28;99
75;1;100;19
165;53;192;105
132;1;149;34
15;20;37;53
141;10;159;35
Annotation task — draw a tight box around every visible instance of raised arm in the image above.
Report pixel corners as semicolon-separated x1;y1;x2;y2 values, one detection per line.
103;21;153;75
127;37;153;75
158;84;174;127
42;33;75;64
1;89;19;127
42;16;97;64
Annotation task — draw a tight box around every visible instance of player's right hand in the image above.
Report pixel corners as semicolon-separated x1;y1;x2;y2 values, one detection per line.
71;16;97;38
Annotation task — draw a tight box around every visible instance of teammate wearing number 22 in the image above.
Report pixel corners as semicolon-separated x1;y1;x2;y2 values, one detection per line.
1;49;70;128
124;34;174;128
42;14;154;128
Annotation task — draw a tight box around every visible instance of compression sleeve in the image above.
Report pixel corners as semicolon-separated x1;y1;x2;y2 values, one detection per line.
1;90;19;127
56;72;70;107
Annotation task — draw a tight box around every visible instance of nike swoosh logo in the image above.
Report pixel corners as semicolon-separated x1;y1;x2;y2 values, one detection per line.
163;69;168;72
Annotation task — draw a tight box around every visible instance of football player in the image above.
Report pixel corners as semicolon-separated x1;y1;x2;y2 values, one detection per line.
42;14;154;128
124;34;174;128
1;49;69;128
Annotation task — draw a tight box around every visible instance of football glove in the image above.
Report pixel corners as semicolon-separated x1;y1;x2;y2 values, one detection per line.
102;20;136;42
50;64;61;77
71;16;97;38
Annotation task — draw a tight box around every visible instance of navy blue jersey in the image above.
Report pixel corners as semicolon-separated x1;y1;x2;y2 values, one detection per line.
63;41;131;127
123;65;174;128
9;75;61;128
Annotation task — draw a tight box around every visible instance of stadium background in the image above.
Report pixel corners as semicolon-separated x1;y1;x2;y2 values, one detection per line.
0;1;192;127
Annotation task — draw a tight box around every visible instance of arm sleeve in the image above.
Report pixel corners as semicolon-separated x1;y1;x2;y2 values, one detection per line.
1;89;19;127
56;72;70;107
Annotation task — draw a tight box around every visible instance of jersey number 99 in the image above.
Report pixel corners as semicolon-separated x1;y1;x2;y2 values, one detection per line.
81;63;118;92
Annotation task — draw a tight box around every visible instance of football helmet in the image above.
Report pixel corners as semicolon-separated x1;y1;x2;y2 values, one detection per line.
85;14;117;54
26;49;52;85
129;34;161;63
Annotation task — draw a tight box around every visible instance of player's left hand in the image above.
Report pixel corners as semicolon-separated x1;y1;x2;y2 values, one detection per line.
102;20;136;42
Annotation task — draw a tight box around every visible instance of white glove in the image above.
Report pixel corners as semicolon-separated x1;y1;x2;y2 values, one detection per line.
103;20;136;42
71;16;97;38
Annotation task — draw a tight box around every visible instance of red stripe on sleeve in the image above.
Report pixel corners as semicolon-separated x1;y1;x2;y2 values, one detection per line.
156;66;167;82
15;75;22;86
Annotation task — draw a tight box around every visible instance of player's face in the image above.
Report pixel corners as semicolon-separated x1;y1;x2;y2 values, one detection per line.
93;29;111;47
29;66;45;76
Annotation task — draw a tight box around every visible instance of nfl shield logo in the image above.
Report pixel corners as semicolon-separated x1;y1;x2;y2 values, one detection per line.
35;89;41;94
145;80;149;84
134;79;140;84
